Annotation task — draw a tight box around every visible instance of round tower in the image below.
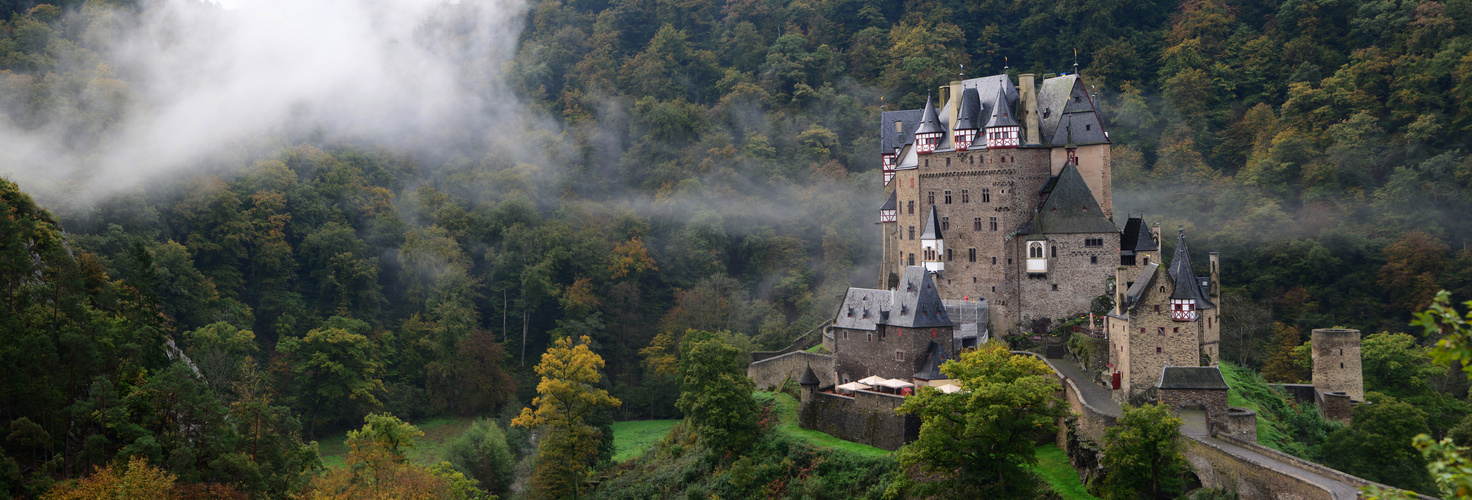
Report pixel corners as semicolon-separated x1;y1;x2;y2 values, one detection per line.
1310;328;1363;401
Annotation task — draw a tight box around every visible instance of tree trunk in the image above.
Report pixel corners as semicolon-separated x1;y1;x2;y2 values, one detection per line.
521;306;529;366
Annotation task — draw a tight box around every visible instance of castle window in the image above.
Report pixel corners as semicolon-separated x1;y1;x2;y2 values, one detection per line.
982;188;991;203
1051;246;1057;258
944;190;952;204
896;350;905;361
992;286;996;292
1140;328;1145;334
961;189;970;203
1085;238;1103;247
901;305;908;315
1074;96;1082;103
928;191;935;204
1154;305;1160;313
946;158;950;167
969;248;976;262
1091;255;1098;264
843;331;848;339
974;218;982;231
1029;243;1044;258
990;217;998;231
942;217;950;231
1052;284;1058;291
992;257;997;265
1173;327;1179;334
909;226;916;240
1157;347;1162;354
1158;327;1164;336
1341;362;1344;368
847;308;853;318
946;249;953;261
908;253;915;266
908;201;915;214
868;333;872;342
895;121;902;133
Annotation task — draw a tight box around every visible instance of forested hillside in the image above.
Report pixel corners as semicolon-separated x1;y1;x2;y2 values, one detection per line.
4;0;1472;497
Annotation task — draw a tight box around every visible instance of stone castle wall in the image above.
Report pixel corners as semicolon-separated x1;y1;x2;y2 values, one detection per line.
1012;232;1118;330
1158;388;1229;435
801;390;918;451
832;325;952;384
747;351;834;391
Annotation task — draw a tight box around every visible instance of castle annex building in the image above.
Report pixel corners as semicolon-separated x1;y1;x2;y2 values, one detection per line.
877;73;1116;334
1106;227;1222;399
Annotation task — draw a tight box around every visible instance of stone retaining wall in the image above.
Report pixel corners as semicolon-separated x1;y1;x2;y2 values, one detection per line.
801;390;918;451
748;351;834;391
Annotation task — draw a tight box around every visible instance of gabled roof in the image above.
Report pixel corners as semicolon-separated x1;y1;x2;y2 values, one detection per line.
889;267;952;329
1036;75;1109;147
914;96;945;135
956;88;981;131
984;89;1018;128
920;205;943;240
832;267;951;330
880;109;923;154
1018;162;1117;235
880;191;897;211
1168;230;1216;309
1124;263;1160;310
1120;217;1157;253
1156;366;1229;390
912;341;949;380
834;287;892;331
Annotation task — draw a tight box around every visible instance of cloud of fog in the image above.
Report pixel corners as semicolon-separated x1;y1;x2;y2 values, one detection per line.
0;0;532;201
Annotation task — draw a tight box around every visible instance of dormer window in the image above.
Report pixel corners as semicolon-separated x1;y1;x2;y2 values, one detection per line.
847;307;854;318
1027;241;1048;274
901;305;908;316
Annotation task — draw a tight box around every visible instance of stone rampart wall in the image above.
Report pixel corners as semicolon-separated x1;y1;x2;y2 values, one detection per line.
803;390;917;451
747;351;833;391
1185;436;1335;500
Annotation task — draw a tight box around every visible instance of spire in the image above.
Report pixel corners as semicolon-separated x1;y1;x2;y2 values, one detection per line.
1169;228;1209;303
955;88;981;131
920;205;944;240
799;363;820;386
914;95;945;135
984;89;1018;128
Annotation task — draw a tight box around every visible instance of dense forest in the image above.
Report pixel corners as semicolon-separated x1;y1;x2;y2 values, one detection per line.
5;0;1472;497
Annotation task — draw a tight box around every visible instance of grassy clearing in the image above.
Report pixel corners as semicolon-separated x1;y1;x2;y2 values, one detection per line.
316;416;477;468
1029;444;1098;500
752;391;892;459
610;419;679;462
1218;361;1293;450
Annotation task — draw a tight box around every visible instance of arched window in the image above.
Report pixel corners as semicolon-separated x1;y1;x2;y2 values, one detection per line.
1028;242;1044;258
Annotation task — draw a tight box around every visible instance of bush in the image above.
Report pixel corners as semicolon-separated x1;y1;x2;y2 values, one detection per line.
445;418;514;496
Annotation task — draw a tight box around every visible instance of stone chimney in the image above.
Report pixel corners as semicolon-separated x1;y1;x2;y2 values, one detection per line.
948;80;962;133
1150;223;1162;251
1115;265;1128;316
1019;73;1041;145
1208;252;1220;300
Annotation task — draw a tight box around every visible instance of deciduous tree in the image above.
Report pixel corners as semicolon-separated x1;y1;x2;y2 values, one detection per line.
513;335;620;499
1098;403;1189;499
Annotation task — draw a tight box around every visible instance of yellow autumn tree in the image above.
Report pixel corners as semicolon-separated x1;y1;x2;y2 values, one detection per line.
513;335;621;499
44;456;176;500
295;414;485;500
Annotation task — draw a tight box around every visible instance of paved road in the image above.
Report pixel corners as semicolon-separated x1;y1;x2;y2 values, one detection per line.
1191;435;1361;500
1044;357;1121;418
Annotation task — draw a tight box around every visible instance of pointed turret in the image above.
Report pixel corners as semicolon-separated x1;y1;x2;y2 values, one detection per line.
1168;229;1214;321
914;95;945;154
983;89;1020;149
920;206;945;273
953;88;981;150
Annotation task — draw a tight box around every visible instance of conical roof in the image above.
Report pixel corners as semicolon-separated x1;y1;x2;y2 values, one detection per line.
956;88;981;130
1168;229;1215;308
984;89;1018;128
920;205;943;240
912;341;949;380
914;95;945;135
799;363;820;386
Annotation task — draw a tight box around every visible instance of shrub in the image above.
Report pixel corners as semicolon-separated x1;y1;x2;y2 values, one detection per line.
445;419;514;496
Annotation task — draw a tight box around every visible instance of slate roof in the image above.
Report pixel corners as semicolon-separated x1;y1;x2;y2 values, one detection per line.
914;96;945;135
1168;230;1216;309
834;287;892;331
956;88;981;130
890;267;952;328
1016;162;1118;235
1036;75;1109;147
912;341;949;380
833;267;951;330
880;109;923;155
1120;216;1157;253
983;89;1018;128
920;205;943;240
1123;263;1160;310
1156;366;1230;390
799;364;821;386
880;191;897;211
